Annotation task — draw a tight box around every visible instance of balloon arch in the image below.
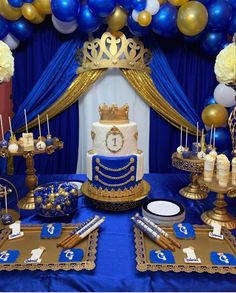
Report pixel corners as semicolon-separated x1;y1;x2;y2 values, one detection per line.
0;0;235;55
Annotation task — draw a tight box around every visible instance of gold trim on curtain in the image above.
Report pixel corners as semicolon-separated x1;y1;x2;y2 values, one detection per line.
17;69;106;133
121;69;197;135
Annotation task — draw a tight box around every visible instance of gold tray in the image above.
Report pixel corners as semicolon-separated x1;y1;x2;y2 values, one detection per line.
0;224;98;271
134;225;236;274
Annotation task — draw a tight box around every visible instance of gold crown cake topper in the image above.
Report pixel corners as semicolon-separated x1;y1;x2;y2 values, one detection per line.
99;103;129;124
76;32;152;74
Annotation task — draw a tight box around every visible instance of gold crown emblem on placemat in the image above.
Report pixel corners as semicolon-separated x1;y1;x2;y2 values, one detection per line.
99;103;129;123
76;32;152;74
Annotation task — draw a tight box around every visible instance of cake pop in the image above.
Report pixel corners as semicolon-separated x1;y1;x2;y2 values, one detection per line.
192;122;201;154
1;187;13;225
177;125;184;154
197;129;206;160
209;128;217;157
45;115;53;147
8;116;19;154
36;115;46;151
0;114;8;149
206;125;213;154
182;127;190;158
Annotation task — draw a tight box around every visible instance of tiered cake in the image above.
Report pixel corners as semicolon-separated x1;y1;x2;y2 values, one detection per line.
86;104;144;199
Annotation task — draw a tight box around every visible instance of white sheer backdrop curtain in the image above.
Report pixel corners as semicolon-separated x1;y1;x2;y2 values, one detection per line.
77;68;150;174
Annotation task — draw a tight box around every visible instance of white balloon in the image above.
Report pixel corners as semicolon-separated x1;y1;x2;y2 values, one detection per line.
52;15;78;34
145;0;160;15
132;9;139;22
214;83;236;108
2;34;19;51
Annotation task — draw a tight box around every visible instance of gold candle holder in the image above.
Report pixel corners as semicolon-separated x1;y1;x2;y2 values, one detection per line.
198;174;236;230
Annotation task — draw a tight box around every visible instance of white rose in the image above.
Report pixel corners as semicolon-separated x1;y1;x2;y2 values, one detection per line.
0;41;14;83
214;43;236;85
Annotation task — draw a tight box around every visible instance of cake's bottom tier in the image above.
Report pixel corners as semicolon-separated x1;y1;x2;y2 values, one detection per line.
87;152;144;197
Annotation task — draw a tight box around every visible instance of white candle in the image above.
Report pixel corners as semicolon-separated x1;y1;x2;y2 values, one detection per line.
210;124;213;146
185;127;188;148
38;115;42;139
46;115;50;136
180;125;183;146
8;116;13;138
196;122;199;145
79;217;105;239
4;186;8;214
0;114;4;140
24;109;28;133
213;128;216;148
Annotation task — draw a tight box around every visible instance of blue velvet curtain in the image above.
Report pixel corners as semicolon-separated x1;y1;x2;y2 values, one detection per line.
10;18;85;174
149;35;217;173
7;22;217;174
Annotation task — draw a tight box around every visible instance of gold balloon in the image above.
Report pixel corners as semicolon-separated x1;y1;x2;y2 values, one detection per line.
177;1;208;36
107;6;127;31
138;11;152;27
33;0;51;15
168;0;188;6
0;0;22;20
22;3;45;24
202;104;229;128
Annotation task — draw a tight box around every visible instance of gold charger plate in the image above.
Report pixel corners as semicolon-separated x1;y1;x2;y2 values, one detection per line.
0;224;98;271
134;225;236;274
81;180;150;211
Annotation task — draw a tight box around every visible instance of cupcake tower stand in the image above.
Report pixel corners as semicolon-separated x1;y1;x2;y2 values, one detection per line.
198;175;236;230
0;113;63;210
172;152;207;200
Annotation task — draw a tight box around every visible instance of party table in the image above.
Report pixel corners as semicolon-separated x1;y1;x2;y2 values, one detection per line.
1;173;236;292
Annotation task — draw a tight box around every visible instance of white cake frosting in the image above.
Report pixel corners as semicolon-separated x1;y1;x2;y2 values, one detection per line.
91;121;138;156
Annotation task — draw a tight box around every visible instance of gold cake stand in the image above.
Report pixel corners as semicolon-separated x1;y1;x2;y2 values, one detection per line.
198;175;236;230
172;152;207;200
0;138;63;210
82;180;150;211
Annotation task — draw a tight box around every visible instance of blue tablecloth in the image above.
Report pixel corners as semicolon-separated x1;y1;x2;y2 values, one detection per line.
1;173;236;292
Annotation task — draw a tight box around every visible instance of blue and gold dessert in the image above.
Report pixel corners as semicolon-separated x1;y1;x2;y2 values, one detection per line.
87;104;144;199
34;182;79;218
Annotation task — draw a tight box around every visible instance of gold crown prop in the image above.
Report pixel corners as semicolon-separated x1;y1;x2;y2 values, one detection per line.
76;32;152;74
99;103;129;123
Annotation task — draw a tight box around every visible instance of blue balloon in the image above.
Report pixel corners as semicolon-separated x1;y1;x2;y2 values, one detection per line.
151;3;178;38
220;41;231;50
88;0;116;17
0;16;9;40
77;4;102;33
132;0;146;11
201;31;226;55
206;127;231;152
9;18;34;41
228;9;236;36
127;13;150;37
203;96;217;107
118;0;133;11
8;0;24;8
24;0;33;2
51;0;79;22
226;0;236;9
207;0;233;30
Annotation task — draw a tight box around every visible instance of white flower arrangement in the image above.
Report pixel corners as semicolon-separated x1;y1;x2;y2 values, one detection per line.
214;42;236;85
0;41;14;83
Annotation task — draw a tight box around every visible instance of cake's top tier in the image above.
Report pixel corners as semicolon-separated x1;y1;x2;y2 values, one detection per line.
91;122;138;156
99;103;129;124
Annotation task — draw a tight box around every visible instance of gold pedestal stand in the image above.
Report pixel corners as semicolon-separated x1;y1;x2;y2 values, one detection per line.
172;152;207;200
82;180;150;211
0;138;63;210
198;175;236;230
